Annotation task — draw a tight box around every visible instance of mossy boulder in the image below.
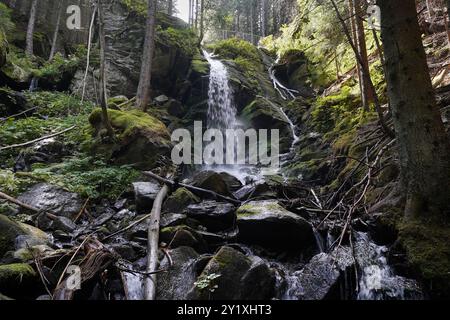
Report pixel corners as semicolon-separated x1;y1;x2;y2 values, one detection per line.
188;246;275;300
0;214;49;259
89;108;172;169
240;97;294;154
237;201;316;252
160;225;206;252
164;188;200;213
0;263;38;298
0;87;30;117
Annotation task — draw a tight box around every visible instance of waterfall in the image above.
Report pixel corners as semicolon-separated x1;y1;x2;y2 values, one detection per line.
203;50;238;131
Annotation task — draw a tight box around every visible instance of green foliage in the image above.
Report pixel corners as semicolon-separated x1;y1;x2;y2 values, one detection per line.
29;157;139;199
120;0;147;15
0;3;14;36
25;91;94;117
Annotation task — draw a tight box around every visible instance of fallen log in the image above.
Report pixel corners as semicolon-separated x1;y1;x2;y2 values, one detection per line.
143;171;242;206
144;184;170;300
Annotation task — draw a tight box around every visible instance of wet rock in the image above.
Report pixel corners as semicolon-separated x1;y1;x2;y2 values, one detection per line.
11;245;54;263
233;182;276;201
160;213;187;228
164;188;200;213
0;214;49;259
191;171;234;197
184;201;236;232
155;95;169;105
188;246;275;300
157;246;199;300
160;225;206;252
133;181;161;213
17;183;83;219
236;201;315;251
51;216;77;233
219;172;243;192
294;247;355;300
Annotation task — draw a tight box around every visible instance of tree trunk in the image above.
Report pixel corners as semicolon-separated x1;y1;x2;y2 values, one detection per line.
199;0;205;44
354;0;374;110
136;0;158;111
379;0;450;215
426;0;435;19
168;0;173;16
26;0;39;56
97;0;115;140
49;0;63;61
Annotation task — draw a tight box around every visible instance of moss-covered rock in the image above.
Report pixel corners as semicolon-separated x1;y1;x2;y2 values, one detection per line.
0;30;7;68
236;200;316;252
164;187;200;213
191;171;233;197
160;225;206;252
0;214;49;259
89;108;172;169
188;246;275;300
0;263;38;298
240;97;294;153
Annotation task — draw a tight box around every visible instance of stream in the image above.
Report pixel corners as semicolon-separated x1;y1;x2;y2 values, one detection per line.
194;49;423;301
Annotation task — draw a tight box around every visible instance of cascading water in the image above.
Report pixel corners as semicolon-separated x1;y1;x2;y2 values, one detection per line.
203;50;238;132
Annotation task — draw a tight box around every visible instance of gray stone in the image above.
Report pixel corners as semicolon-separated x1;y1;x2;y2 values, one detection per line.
133;181;161;214
184;201;236;232
17;183;83;218
236;200;315;251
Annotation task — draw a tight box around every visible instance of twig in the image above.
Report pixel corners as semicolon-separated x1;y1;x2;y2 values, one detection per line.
0;126;76;151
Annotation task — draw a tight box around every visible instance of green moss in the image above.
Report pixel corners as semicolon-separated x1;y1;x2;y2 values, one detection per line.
209;38;261;65
157;26;198;57
164;188;200;213
399;216;450;297
89;108;170;141
0;263;36;284
191;58;210;75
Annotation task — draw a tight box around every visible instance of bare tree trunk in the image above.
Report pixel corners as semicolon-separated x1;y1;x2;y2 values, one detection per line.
98;0;115;139
81;4;98;103
49;0;63;61
348;0;362;91
199;0;205;44
26;0;39;56
144;184;170;300
354;0;374;110
136;0;158;111
250;1;255;44
330;0;394;138
426;0;435;19
168;0;173;16
379;0;450;215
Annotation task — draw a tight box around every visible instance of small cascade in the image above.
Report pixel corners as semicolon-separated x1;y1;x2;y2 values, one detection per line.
355;232;423;300
29;77;39;92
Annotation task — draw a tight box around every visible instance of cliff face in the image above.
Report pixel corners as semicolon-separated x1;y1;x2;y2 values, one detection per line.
3;0;91;56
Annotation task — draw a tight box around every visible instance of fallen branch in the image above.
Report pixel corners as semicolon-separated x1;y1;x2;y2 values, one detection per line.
0;126;76;151
145;184;170;300
143;171;241;206
0;106;39;122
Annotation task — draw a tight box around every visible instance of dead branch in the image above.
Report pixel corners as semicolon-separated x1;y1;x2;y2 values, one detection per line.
0;126;76;151
145;184;170;300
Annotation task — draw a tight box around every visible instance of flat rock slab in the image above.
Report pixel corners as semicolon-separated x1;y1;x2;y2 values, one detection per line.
236;200;315;251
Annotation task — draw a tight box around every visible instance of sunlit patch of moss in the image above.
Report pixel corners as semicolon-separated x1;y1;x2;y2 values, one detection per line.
157;26;198;57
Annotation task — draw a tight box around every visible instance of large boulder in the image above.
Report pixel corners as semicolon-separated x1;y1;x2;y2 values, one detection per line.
89;108;172;170
157;246;200;300
236;201;315;251
17;183;83;219
240;97;294;154
293;247;355;300
0;214;49;259
187;246;275;300
184;201;236;232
